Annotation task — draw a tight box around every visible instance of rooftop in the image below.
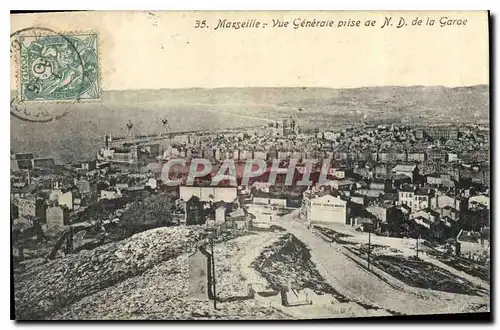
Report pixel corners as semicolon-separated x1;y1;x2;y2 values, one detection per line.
311;194;346;204
393;164;418;172
415;187;432;196
400;185;415;193
392;173;411;181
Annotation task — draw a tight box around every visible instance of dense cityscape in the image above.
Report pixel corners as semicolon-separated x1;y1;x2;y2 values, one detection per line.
8;7;492;322
11;117;490;319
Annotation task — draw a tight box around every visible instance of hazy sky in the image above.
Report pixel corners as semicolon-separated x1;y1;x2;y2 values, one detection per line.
11;11;489;90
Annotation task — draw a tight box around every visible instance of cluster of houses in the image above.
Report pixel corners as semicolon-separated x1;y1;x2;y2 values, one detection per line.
170;160;489;252
290;164;490;246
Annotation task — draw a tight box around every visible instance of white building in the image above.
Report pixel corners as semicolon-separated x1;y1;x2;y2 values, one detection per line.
398;188;415;209
303;195;349;225
392;164;418;182
215;206;226;225
457;229;490;257
411;209;440;225
468;194;490;210
413;189;431;212
179;186;237;203
100;188;122;201
430;193;460;211
58;191;73;211
253;197;287;207
46;206;69;228
427;174;442;186
399;187;431;212
328;168;346;179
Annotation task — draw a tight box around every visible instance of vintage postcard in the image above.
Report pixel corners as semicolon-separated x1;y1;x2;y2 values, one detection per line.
10;11;490;320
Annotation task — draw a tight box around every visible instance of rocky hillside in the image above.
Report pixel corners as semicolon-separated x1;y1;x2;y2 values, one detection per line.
14;226;209;320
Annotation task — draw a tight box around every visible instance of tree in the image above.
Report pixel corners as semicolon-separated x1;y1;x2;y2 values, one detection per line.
385;208;405;237
461;208;489;232
77;197;128;223
121;194;175;231
186;196;205;226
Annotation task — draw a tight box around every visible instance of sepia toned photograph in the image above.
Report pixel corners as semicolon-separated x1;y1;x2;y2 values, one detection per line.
10;10;490;321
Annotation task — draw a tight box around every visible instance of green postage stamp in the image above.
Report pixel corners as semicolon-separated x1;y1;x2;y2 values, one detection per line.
17;32;100;102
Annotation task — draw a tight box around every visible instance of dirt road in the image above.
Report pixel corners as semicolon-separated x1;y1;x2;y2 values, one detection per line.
50;231;290;320
230;232;280;291
273;209;488;315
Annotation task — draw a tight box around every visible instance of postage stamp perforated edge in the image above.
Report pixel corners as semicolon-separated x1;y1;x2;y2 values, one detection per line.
12;28;102;104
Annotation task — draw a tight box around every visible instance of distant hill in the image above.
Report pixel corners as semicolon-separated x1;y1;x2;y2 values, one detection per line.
103;85;489;110
11;85;489;163
102;85;489;127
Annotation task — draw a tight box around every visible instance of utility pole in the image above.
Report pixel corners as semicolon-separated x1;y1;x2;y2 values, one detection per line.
367;222;372;270
209;234;217;309
480;213;485;247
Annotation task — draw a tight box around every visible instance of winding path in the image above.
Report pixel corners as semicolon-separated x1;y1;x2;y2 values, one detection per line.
273;210;488;315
